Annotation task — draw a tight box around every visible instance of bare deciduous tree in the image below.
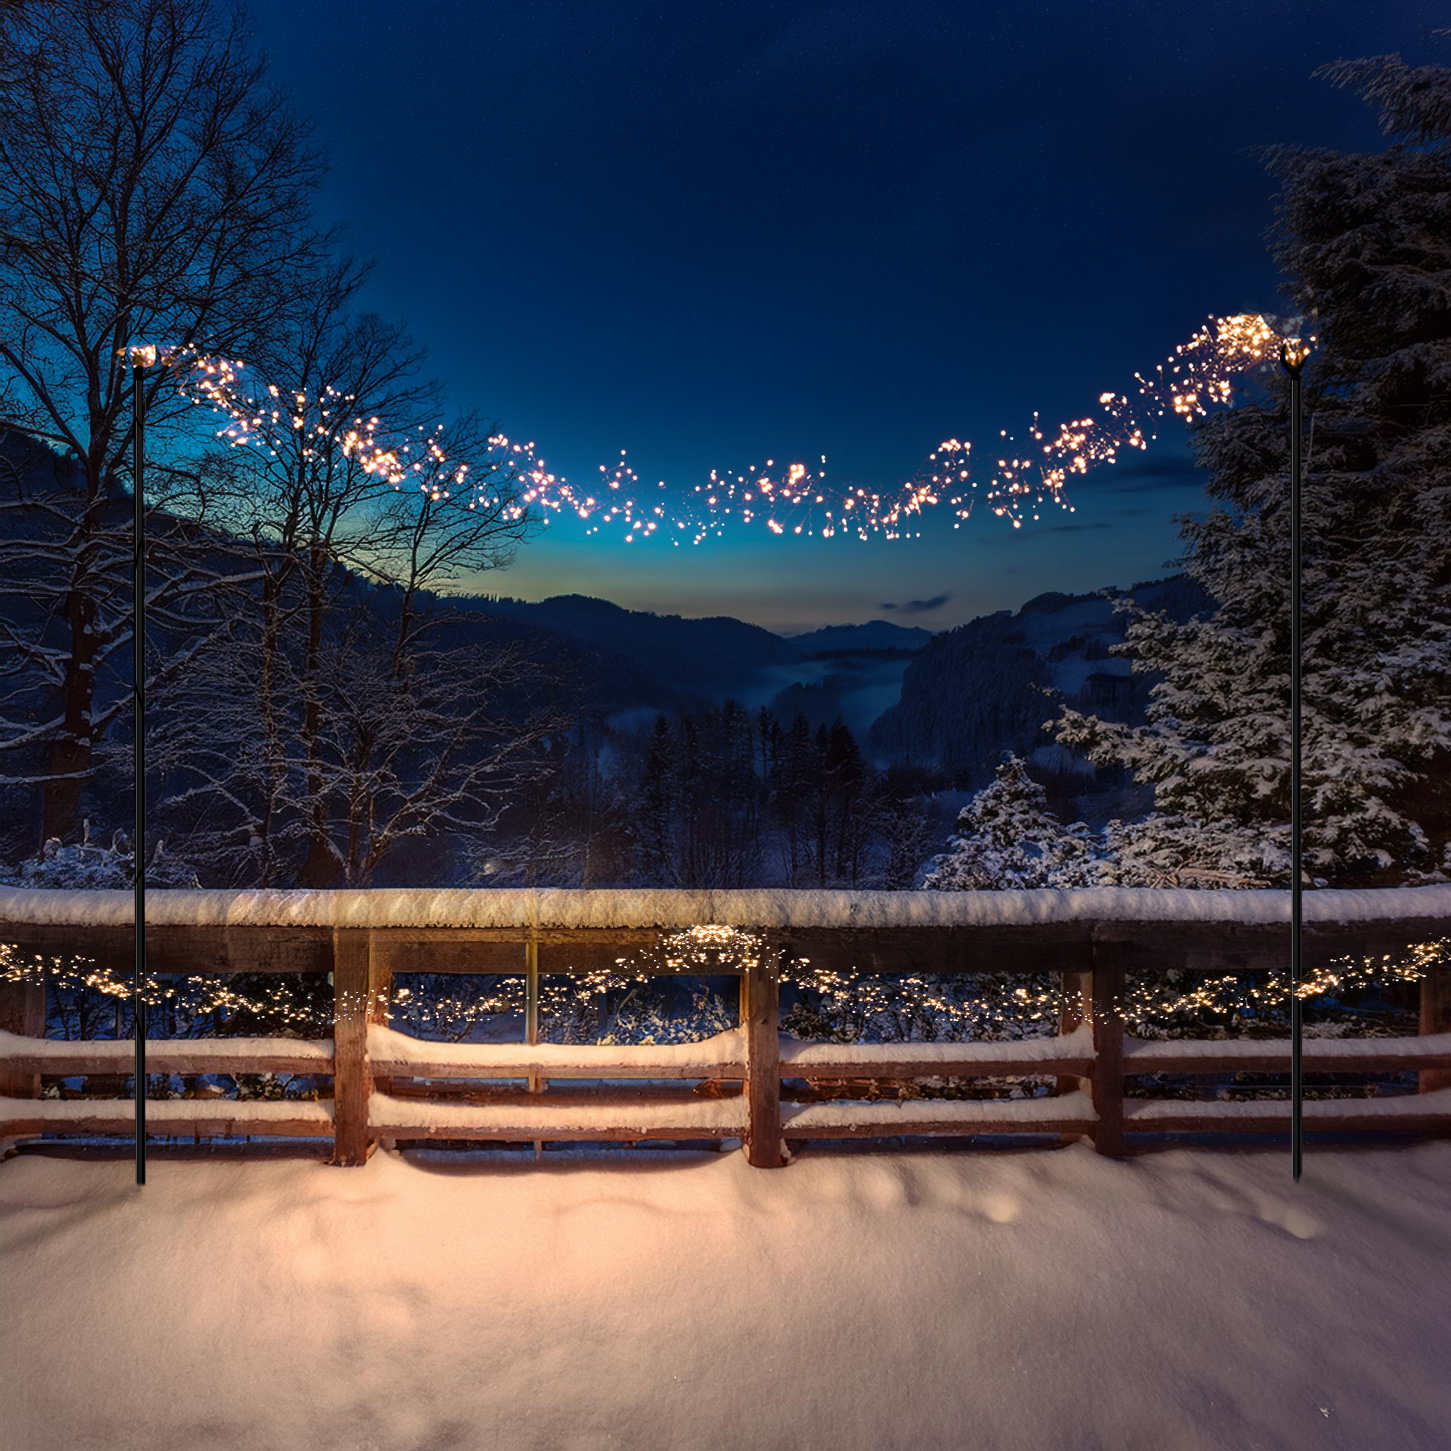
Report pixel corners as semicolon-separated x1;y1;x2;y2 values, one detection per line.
152;270;554;885
0;0;329;842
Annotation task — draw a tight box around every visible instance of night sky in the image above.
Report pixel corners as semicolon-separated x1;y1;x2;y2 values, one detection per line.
245;0;1439;634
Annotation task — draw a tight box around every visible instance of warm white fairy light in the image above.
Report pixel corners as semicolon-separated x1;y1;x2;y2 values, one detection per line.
624;924;776;975
0;941;336;1035
8;919;1417;1044
131;313;1309;547
783;933;1439;1038
925;312;1299;530
783;963;1065;1041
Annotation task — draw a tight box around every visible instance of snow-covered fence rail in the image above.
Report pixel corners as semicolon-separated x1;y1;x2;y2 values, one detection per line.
1;886;1450;1165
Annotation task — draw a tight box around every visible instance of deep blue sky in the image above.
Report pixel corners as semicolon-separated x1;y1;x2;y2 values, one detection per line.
245;0;1439;633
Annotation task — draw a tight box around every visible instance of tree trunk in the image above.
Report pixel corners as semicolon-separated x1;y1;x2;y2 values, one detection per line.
41;475;107;845
300;564;335;887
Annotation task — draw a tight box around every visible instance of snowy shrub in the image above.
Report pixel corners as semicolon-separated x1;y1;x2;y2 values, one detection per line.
595;981;734;1046
1;822;200;889
540;972;735;1045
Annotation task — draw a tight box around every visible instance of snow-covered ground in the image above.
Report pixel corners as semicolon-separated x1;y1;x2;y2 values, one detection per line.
3;1142;1449;1450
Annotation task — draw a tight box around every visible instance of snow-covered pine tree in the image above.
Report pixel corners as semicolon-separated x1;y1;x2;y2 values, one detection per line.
923;755;1098;890
1056;49;1451;884
1093;815;1285;889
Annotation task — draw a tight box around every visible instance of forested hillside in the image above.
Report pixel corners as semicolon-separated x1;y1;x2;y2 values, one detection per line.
869;577;1212;791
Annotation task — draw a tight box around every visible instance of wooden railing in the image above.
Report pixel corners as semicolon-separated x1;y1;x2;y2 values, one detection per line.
2;886;1450;1165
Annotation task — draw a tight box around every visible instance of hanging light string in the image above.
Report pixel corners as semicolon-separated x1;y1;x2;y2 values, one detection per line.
1;929;1436;1040
127;313;1310;546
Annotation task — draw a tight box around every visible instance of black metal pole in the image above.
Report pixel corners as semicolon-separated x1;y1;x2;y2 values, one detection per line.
1280;341;1305;1182
133;361;147;1187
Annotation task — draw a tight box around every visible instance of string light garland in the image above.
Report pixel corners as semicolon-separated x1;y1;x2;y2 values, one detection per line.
129;312;1308;546
785;940;1439;1038
3;932;1439;1039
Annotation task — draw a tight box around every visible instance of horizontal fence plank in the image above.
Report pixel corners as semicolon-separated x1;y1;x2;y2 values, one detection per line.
381;1082;743;1106
1124;1088;1451;1134
780;1026;1094;1080
0;922;334;973
781;1090;1096;1138
368;1024;745;1080
0;921;1440;976
377;931;679;974
0;1029;332;1077
368;1090;745;1140
0;1096;334;1138
1124;1031;1451;1077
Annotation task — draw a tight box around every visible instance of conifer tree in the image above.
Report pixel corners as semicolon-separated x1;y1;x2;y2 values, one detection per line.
637;716;678;885
923;756;1097;890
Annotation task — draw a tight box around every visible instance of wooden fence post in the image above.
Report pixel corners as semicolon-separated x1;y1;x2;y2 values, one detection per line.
369;938;396;1147
1057;949;1093;1097
742;944;783;1167
1058;953;1094;1142
525;936;547;1094
331;928;375;1166
1090;940;1126;1156
526;936;545;1157
1;970;44;1156
1420;963;1451;1095
0;975;45;1100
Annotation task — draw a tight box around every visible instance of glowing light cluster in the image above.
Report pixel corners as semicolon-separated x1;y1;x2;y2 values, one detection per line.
131;313;1309;545
624;923;779;975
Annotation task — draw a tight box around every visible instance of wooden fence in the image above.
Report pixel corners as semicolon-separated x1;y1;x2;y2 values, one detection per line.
2;886;1450;1166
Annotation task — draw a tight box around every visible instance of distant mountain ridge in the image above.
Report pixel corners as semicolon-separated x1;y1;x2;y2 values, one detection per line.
458;585;1210;777
867;576;1212;788
462;593;804;702
457;596;935;738
788;620;934;653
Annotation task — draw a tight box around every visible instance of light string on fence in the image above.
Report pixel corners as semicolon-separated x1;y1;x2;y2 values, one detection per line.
128;312;1307;545
782;940;1442;1037
3;931;1439;1043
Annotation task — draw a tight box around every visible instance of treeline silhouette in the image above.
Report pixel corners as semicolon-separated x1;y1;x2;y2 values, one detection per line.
489;701;945;890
